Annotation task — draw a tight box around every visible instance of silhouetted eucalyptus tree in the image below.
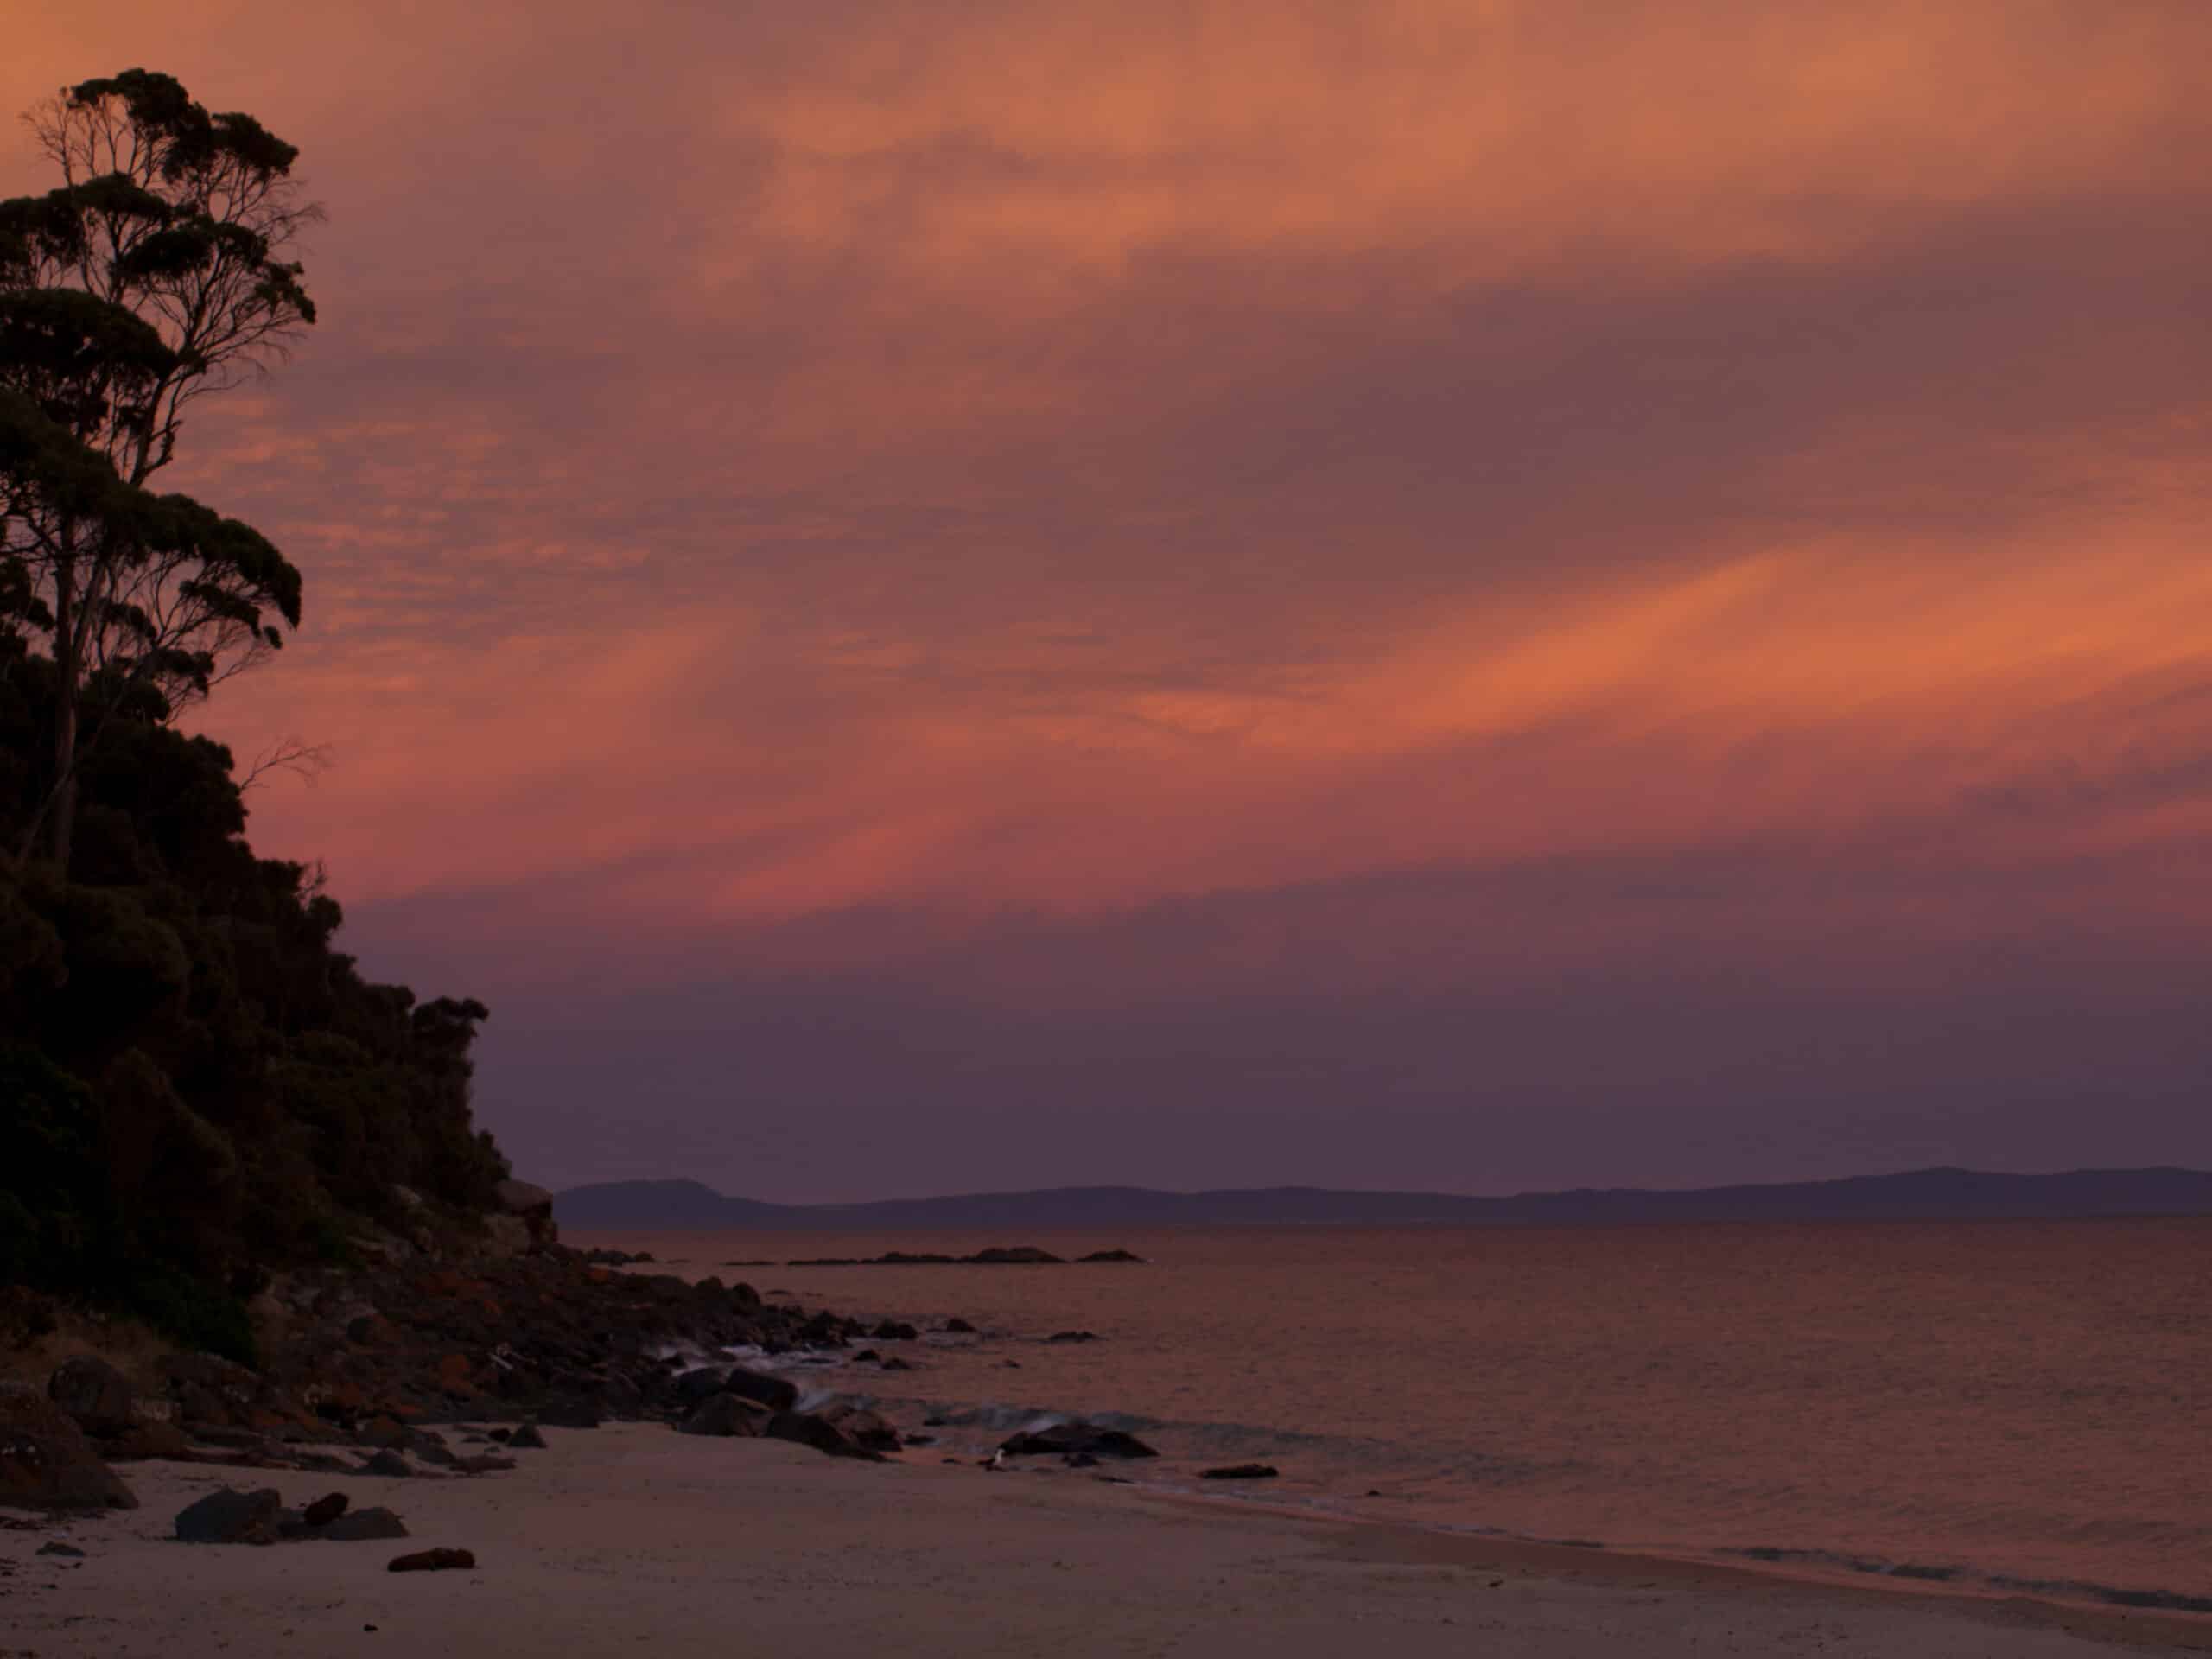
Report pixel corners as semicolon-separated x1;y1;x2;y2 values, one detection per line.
0;70;314;866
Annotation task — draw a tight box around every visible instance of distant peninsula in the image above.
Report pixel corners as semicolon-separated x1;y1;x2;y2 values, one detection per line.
554;1166;2212;1230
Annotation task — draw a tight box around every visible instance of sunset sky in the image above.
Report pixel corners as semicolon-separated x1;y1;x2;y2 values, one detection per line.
10;3;2209;1199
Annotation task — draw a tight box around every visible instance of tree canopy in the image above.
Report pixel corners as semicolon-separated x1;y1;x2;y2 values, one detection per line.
0;74;505;1361
1;69;315;866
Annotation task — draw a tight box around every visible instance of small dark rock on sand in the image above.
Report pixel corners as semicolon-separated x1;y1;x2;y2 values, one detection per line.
943;1318;976;1333
37;1541;86;1558
389;1547;474;1572
1046;1331;1102;1344
303;1492;350;1527
871;1319;919;1341
1201;1464;1279;1480
507;1421;548;1450
358;1448;413;1478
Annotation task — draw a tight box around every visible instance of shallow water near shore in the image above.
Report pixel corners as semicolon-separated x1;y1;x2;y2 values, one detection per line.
578;1216;2212;1614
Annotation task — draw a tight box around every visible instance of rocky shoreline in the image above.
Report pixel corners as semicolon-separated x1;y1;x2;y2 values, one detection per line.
3;1177;1169;1527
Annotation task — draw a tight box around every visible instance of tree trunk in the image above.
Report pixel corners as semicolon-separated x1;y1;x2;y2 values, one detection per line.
46;562;79;871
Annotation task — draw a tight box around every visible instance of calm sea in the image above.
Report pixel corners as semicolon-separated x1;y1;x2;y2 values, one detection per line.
575;1217;2212;1611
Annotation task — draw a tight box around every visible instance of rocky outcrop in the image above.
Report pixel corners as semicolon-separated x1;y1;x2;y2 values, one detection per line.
1201;1463;1279;1479
493;1179;558;1252
0;1382;138;1510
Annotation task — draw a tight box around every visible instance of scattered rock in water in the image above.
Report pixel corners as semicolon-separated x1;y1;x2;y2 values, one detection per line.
175;1487;283;1545
942;1318;977;1334
0;1382;138;1511
849;1349;882;1364
303;1492;350;1527
507;1421;548;1450
36;1541;86;1558
389;1547;474;1572
358;1448;414;1478
870;1319;919;1341
1201;1464;1279;1480
967;1246;1063;1265
999;1423;1157;1461
1077;1249;1146;1264
903;1433;937;1446
48;1357;137;1438
880;1356;914;1372
1046;1331;1102;1344
677;1395;768;1439
721;1368;799;1413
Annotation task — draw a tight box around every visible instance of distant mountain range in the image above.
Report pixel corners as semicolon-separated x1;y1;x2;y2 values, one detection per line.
553;1166;2212;1230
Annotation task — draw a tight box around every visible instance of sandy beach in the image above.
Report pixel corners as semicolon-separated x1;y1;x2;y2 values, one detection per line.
6;1423;2205;1658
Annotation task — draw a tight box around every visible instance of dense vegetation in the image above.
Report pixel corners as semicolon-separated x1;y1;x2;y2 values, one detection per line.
1;73;505;1361
0;642;509;1361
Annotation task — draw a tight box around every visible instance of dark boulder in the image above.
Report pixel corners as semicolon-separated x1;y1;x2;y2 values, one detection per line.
0;1382;138;1511
943;1318;977;1334
968;1247;1064;1264
304;1491;350;1526
671;1367;731;1407
175;1486;283;1544
358;1448;414;1477
764;1410;887;1461
816;1403;901;1453
1046;1331;1102;1344
721;1369;799;1412
389;1547;474;1572
870;1320;918;1341
48;1356;137;1437
507;1421;548;1450
1078;1249;1146;1263
998;1423;1157;1460
319;1506;409;1541
494;1178;557;1251
677;1395;767;1438
880;1356;914;1372
355;1414;413;1449
1201;1464;1279;1480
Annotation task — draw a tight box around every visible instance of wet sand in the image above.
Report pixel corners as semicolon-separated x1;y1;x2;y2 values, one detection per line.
4;1423;2205;1657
